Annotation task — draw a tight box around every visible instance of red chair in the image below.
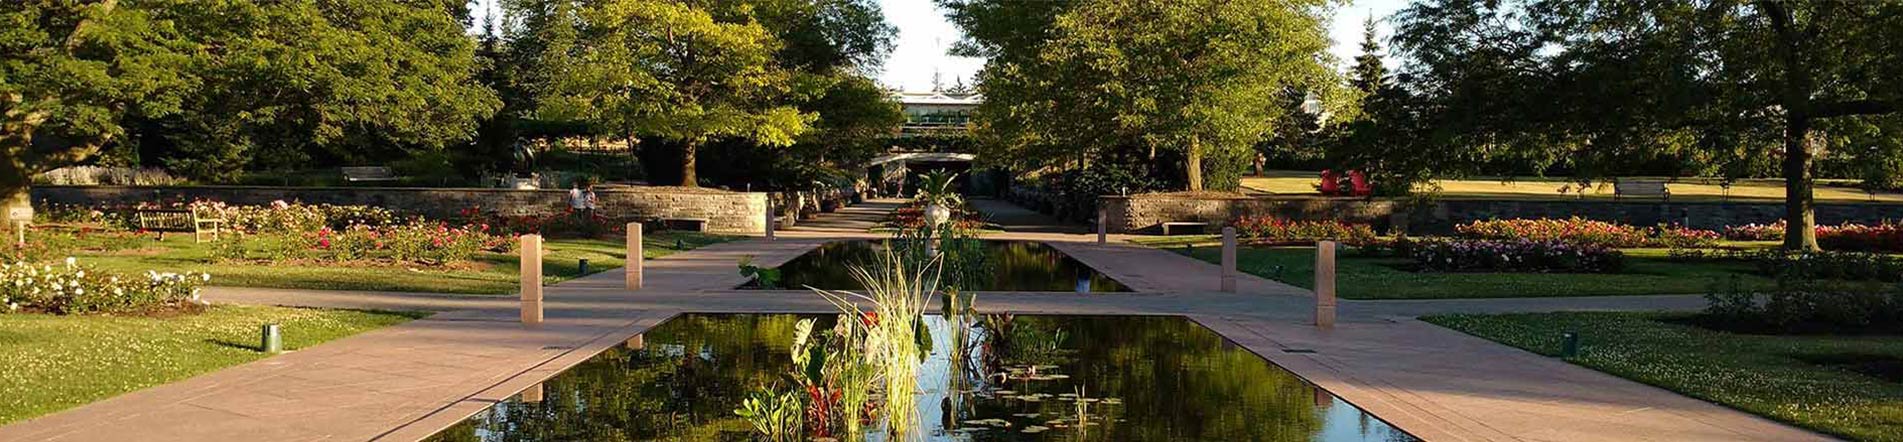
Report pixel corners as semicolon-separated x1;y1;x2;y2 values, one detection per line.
1318;170;1341;196
1349;170;1372;197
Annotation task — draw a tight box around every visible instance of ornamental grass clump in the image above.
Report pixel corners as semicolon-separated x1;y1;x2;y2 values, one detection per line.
807;244;942;441
0;258;210;315
1410;238;1625;273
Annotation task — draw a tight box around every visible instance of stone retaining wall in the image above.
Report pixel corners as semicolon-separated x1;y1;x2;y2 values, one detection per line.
31;185;771;234
1099;194;1903;234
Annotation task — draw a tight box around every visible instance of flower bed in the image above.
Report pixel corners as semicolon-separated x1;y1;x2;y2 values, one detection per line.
35;199;398;233
2;227;147;263
1456;217;1718;248
1722;221;1786;241
1409;238;1625;273
1816;222;1903;253
210;222;509;265
1232;215;1376;244
0;258;209;315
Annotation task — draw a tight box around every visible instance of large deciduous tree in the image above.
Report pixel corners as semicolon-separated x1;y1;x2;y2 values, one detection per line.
941;0;1334;191
1392;0;1903;250
2;0;194;216
530;0;815;187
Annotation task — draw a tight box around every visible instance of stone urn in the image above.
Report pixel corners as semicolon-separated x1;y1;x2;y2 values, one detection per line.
924;203;952;228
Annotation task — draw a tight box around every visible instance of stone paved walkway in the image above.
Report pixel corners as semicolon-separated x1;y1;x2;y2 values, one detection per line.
0;199;1830;442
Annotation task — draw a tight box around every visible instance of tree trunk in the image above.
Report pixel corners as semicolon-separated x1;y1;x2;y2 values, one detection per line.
1781;116;1818;251
1185;138;1204;191
0;153;31;223
678;139;699;187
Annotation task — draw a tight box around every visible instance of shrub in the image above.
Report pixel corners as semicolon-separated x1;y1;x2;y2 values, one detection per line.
1816;222;1903;253
1;228;146;263
1410;238;1624;273
1231;215;1376;244
1721;221;1786;241
1456;217;1719;248
1749;250;1903;283
211;222;508;265
0;258;209;315
1703;276;1903;334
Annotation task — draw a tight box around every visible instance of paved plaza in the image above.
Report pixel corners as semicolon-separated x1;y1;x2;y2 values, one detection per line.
0;200;1830;442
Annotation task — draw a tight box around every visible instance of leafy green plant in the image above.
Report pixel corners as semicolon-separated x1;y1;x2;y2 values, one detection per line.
734;389;804;442
739;256;783;289
809;244;942;440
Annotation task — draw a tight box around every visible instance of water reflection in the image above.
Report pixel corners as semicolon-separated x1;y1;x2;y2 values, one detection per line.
746;240;1131;293
426;314;1416;442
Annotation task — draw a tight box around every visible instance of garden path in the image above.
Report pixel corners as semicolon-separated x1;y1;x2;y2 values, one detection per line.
0;199;1827;442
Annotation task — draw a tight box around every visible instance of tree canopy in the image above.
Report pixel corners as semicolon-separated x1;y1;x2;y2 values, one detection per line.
941;0;1336;191
1388;0;1903;249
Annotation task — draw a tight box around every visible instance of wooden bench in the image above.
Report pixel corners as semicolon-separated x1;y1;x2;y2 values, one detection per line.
135;208;225;243
659;217;708;232
340;166;399;183
1161;221;1209;236
1613;178;1671;201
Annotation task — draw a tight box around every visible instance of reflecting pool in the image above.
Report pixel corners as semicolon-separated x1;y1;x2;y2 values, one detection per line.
745;240;1130;292
425;314;1418;442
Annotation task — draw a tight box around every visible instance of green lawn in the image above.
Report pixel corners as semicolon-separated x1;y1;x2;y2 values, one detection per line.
1425;312;1903;441
0;305;417;425
67;232;738;295
1164;244;1775;299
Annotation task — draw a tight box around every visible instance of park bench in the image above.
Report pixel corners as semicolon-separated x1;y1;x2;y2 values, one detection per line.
1161;221;1209;236
135;207;225;243
340;166;399;183
659;217;709;232
1614;178;1671;201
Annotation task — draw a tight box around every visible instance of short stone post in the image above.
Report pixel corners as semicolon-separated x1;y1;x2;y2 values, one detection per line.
1220;226;1238;293
764;197;777;240
625;222;643;290
1096;206;1108;244
1315;240;1337;329
625;334;645;350
520;234;544;326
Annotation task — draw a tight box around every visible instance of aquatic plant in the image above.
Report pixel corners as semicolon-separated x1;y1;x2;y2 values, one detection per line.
735;389;804;442
810;244;942;441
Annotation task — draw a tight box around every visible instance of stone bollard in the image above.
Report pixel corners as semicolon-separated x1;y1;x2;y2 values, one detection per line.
765;198;776;240
1315;240;1337;329
626;222;643;290
520;234;544;326
625;334;645;350
1220;226;1238;293
1097;206;1108;244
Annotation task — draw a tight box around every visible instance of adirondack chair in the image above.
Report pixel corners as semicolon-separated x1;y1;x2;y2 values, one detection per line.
1349;170;1372;197
1318;170;1342;196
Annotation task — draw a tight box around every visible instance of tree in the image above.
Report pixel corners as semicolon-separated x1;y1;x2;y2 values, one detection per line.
537;0;813;187
941;0;1335;191
153;0;499;181
2;0;195;216
1391;0;1903;250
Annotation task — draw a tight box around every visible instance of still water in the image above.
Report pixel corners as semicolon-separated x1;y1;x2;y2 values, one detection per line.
748;240;1131;293
427;314;1418;442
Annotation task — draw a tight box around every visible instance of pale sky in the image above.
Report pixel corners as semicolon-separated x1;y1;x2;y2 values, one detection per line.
469;0;1412;92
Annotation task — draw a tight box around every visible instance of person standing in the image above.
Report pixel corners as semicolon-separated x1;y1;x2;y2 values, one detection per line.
582;182;600;217
567;183;587;215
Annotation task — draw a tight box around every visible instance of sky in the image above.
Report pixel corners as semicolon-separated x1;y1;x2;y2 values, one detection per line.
875;0;1412;92
468;0;1413;92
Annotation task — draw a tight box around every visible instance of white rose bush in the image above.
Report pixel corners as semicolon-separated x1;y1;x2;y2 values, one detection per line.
0;257;211;315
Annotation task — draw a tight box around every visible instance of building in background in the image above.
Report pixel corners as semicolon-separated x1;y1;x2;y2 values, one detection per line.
891;90;981;137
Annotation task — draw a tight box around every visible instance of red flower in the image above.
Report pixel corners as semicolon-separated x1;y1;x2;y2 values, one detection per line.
861;311;879;326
